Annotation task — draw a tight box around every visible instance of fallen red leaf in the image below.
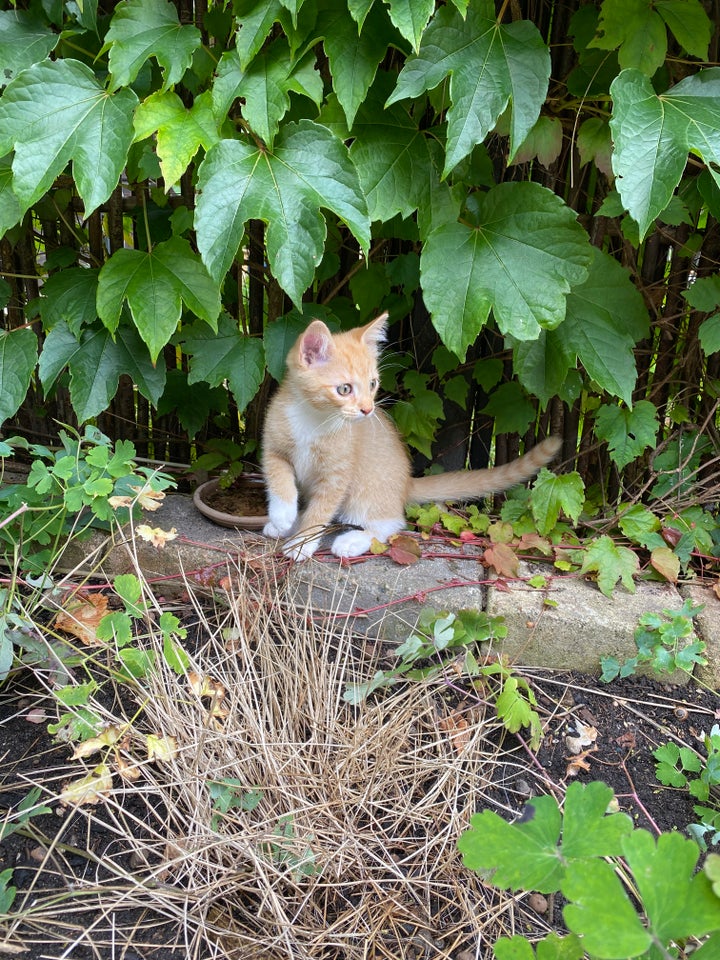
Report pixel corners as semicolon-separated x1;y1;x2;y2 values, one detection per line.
387;534;421;565
483;542;519;578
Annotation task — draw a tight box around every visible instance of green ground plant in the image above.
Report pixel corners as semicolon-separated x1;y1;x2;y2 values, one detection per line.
458;780;720;960
344;607;543;748
600;598;706;682
0;428;175;683
654;725;720;850
0;426;175;573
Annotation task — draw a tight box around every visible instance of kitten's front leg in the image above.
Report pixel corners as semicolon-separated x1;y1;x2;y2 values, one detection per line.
262;453;298;539
283;480;347;561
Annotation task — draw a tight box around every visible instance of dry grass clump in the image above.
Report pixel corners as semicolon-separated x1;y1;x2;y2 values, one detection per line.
2;559;551;958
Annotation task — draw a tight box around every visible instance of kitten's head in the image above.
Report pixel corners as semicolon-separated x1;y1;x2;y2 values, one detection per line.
288;313;388;420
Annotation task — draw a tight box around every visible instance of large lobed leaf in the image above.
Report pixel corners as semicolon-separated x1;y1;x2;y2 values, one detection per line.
134;90;220;188
196;121;370;307
420;182;592;358
611;67;720;239
318;4;392;128
513;248;649;405
103;0;201;93
329;77;446;225
591;0;711;75
97;237;221;364
39;322;166;424
458;781;633;894
213;40;322;148
387;0;550;174
0;59;136;221
182;314;266;414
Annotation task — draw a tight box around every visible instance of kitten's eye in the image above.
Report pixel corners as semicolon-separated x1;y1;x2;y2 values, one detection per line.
369;378;378;390
336;383;353;396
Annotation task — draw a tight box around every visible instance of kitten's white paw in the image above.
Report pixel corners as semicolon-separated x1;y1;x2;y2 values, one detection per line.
265;498;297;538
283;537;318;561
331;530;373;558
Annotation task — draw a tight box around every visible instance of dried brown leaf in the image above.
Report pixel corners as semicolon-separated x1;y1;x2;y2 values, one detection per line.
59;763;113;807
439;711;471;754
136;524;178;548
53;591;109;646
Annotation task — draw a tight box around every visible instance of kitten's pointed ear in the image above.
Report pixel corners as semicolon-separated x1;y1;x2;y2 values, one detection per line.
360;312;389;350
298;320;333;367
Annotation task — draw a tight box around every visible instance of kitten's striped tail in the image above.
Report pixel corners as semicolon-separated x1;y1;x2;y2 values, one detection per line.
407;436;562;504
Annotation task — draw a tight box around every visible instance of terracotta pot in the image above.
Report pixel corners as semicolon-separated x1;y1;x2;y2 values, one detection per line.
193;473;269;530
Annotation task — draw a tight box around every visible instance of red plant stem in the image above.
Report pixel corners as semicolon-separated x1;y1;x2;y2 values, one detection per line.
0;501;28;532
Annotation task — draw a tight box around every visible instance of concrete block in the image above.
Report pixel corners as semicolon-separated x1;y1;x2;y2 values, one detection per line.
56;493;264;589
285;550;486;644
486;562;691;682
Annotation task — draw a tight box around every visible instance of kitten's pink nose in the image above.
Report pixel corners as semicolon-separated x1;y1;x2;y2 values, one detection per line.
360;407;372;416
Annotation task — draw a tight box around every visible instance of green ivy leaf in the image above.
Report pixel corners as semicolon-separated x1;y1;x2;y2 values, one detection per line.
384;0;433;52
134;90;220;188
495;675;542;748
683;274;720;312
213;40;322;147
39;268;100;338
594;400;659;471
97;237;221;363
196;121;370;306
340;78;440;223
103;0;201;92
388;0;550;173
0;9;58;87
610;68;720;239
182;314;265;414
698;314;720;356
576;117;613;177
530;470;585;536
0;58;137;218
156;370;228;440
655;0;713;60
562;248;649;405
512;330;575;407
264;312;309;382
617;503;662;547
319;4;390;127
233;0;283;69
0;158;22;236
480;382;537;437
580;535;639;596
39;322;166;423
421;182;591;358
0;328;38;428
510;116;563;168
590;0;668;74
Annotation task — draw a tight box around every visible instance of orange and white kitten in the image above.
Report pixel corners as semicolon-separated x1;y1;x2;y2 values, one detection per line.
262;313;561;560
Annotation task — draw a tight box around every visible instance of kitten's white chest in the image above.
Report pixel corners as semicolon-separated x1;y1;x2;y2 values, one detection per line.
286;402;346;486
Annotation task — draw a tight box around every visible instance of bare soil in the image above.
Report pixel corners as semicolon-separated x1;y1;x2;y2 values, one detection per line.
1;607;718;959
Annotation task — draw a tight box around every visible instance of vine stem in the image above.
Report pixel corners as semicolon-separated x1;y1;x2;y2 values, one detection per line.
619;756;663;835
